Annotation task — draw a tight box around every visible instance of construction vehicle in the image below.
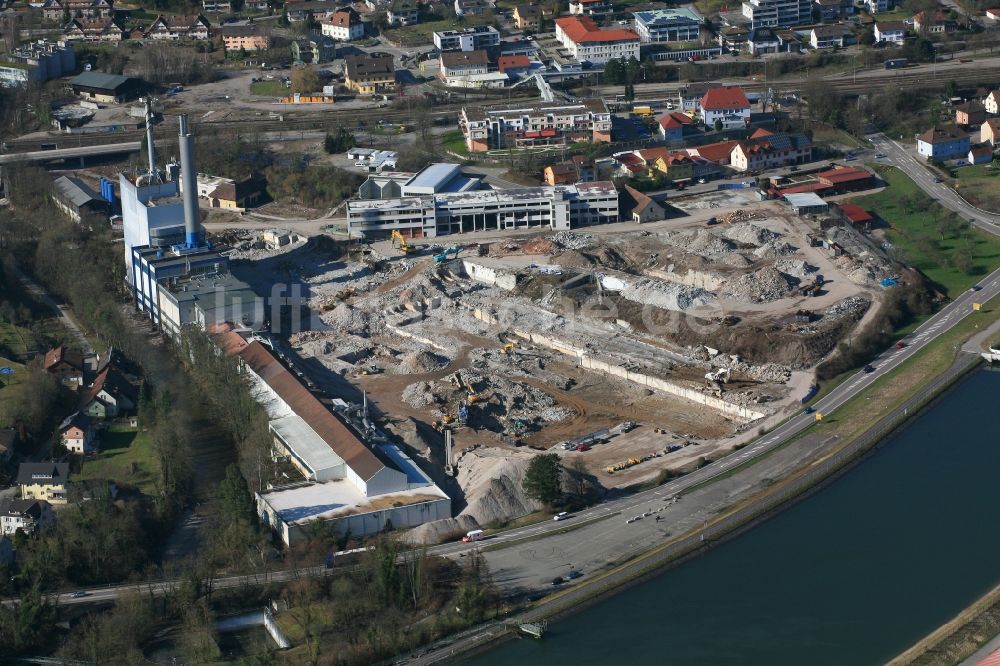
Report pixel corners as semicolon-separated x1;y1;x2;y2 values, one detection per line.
355;364;382;376
391;229;415;254
467;392;481;404
502;341;517;355
606;457;642;474
434;245;461;262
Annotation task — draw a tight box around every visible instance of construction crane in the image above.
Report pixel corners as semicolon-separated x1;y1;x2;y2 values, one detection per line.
391;229;415;254
434;245;461;262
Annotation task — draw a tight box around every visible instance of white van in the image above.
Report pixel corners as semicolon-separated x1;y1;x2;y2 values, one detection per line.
462;529;484;543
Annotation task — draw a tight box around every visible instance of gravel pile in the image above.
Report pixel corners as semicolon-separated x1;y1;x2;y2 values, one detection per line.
825;296;870;319
621;277;714;312
397;350;450;374
721;266;792;303
401;381;438;409
774;258;817;280
720;253;754;269
721;223;779;247
752;240;798;259
664;229;736;259
552;231;596;250
320;303;370;336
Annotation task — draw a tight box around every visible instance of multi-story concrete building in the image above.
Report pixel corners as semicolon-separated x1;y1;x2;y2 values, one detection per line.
347;163;619;238
0;39;74;88
742;0;811;27
321;8;364;41
460;99;612;152
632;7;702;43
433;25;500;52
344;54;395;94
439;49;489;82
554;16;639;63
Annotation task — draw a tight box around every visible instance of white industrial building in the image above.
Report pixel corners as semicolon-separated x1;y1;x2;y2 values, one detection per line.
742;0;812;26
212;328;451;546
433;25;500;52
347;163;619;238
631;8;702;43
0;40;75;88
553;16;640;64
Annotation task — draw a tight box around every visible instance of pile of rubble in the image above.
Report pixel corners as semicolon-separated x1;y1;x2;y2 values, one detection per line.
773;258;818;280
620;277;714;312
396;350;450;374
721;266;792;303
824;296;870;320
717;209;761;225
721;223;779;247
552;231;597;250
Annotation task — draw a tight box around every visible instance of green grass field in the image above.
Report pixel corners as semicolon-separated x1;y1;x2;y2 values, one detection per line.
953;163;1000;214
442;129;469;156
77;424;160;495
249;80;288;97
0;357;28;427
385;16;493;46
851;166;1000;297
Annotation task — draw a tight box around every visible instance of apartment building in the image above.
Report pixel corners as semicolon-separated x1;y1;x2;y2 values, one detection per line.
632;7;702;43
730;129;813;172
700;85;751;129
742;0;812;27
460;99;612;152
554;16;639;63
344;54;395;94
144;14;212;40
221;25;271;52
433;25;500;52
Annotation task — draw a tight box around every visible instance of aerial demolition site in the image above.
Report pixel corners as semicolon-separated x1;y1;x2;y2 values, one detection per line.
222;193;894;536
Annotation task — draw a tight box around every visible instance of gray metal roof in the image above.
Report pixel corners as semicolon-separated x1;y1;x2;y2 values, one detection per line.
69;70;132;91
53;175;101;207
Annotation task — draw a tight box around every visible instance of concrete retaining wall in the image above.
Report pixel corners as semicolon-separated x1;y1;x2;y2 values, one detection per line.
468;309;765;423
461;260;518;291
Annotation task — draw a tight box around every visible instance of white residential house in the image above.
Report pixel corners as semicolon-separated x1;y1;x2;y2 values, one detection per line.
699;86;751;129
867;0;891;13
985;90;1000;115
810;25;847;49
0;500;54;536
874;20;905;44
321;8;364;41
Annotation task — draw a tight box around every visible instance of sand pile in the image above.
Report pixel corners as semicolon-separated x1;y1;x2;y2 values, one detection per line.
396;350;450;374
404;515;481;545
456;447;544;526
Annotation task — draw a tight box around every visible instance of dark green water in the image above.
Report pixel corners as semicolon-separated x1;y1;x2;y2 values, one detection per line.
470;368;1000;666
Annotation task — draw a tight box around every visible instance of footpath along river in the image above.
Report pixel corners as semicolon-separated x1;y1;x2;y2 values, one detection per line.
468;367;1000;666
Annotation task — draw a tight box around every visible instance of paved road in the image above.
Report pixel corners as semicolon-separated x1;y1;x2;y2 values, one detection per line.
13;267;95;362
868;132;1000;235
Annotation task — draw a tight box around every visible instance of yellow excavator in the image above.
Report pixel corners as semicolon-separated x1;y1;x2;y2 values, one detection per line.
391;229;415;254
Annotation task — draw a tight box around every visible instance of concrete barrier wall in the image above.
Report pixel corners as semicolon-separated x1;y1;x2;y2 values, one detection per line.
461;260;518;291
465;308;765;423
386;324;451;352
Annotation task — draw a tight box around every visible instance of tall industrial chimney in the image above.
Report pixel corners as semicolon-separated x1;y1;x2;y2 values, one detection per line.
178;114;200;248
144;98;158;182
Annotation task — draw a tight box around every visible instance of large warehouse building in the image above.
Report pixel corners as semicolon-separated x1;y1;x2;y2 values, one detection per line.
213;326;451;546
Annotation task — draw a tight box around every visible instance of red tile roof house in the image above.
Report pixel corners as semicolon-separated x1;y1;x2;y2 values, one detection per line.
699;86;750;130
659;111;693;141
43;346;85;389
58;412;96;455
955;100;987;128
968;144;994;165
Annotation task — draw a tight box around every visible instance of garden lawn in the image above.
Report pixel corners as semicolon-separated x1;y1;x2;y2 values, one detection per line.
77;424;160;495
851;166;1000;297
953;163;1000;214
